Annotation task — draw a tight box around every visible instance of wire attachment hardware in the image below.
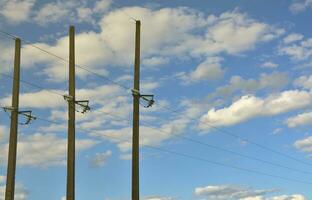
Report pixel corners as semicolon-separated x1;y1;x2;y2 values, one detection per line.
63;95;91;114
2;106;37;125
75;100;91;114
131;89;155;108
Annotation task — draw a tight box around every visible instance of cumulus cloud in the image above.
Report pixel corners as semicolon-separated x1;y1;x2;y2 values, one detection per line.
294;136;312;153
144;196;174;200
289;0;312;13
279;37;312;60
0;83;124;110
0;0;35;23
3;7;283;81
0;125;8;143
286;111;312;127
0;133;98;168
0;176;5;184
261;62;279;68
209;72;289;99
199;90;312;130
89;118;189;152
269;195;306;200
194;184;306;200
142;56;169;68
0;89;65;109
179;57;225;83
0;183;28;200
90;150;112;167
194;185;275;200
283;33;304;44
294;75;312;90
33;0;112;25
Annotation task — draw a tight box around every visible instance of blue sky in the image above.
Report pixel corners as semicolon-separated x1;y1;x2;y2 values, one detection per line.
0;0;312;199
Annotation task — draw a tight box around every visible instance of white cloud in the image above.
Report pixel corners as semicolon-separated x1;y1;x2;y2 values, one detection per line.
194;185;275;200
93;0;112;13
0;133;98;167
0;83;124;111
191;11;284;56
186;57;225;82
142;56;169;67
294;75;312;90
90;150;112;167
144;196;174;200
89;118;189;152
286;111;312;127
33;0;112;25
0;176;5;184
261;62;278;68
194;185;306;200
283;33;304;44
0;89;65;109
33;1;69;25
0;125;8;143
279;37;312;60
0;183;28;200
0;0;35;23
289;0;312;13
199;90;312;130
294;136;312;153
270;195;306;200
11;8;283;81
208;72;289;99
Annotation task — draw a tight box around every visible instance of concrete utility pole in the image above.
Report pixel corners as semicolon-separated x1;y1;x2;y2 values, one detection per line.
5;38;21;200
67;26;76;200
132;20;141;200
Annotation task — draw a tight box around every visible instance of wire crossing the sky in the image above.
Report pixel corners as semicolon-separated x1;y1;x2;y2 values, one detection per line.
2;110;311;186
1;27;311;191
1;72;311;175
1;29;309;169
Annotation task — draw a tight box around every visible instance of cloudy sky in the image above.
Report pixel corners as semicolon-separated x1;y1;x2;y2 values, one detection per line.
0;0;312;199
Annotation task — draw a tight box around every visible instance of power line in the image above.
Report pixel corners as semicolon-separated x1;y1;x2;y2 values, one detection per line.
87;108;312;175
145;146;312;185
110;1;138;22
0;72;65;97
10;112;312;186
1;28;311;170
0;29;131;90
1;75;311;175
156;103;312;167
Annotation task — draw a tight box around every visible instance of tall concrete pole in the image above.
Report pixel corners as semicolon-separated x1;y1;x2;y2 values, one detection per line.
132;20;141;200
67;26;76;200
5;38;21;200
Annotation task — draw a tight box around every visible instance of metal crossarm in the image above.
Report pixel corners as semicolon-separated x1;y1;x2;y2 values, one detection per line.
131;89;155;108
75;100;91;113
63;95;90;114
2;107;36;125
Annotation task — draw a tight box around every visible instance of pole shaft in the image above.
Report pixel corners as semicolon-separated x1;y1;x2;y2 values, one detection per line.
67;26;75;200
132;20;141;200
5;38;21;200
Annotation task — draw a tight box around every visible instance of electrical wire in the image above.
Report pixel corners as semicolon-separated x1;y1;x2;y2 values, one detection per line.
2;71;312;175
11;112;312;186
157;103;312;167
0;29;131;91
1;28;311;170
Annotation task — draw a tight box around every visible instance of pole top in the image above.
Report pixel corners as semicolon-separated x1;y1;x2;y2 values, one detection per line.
136;20;141;25
69;25;75;31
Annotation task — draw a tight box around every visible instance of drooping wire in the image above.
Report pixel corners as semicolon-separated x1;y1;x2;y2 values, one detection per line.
15;113;312;186
157;103;312;167
0;28;311;169
1;70;312;175
0;29;131;91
